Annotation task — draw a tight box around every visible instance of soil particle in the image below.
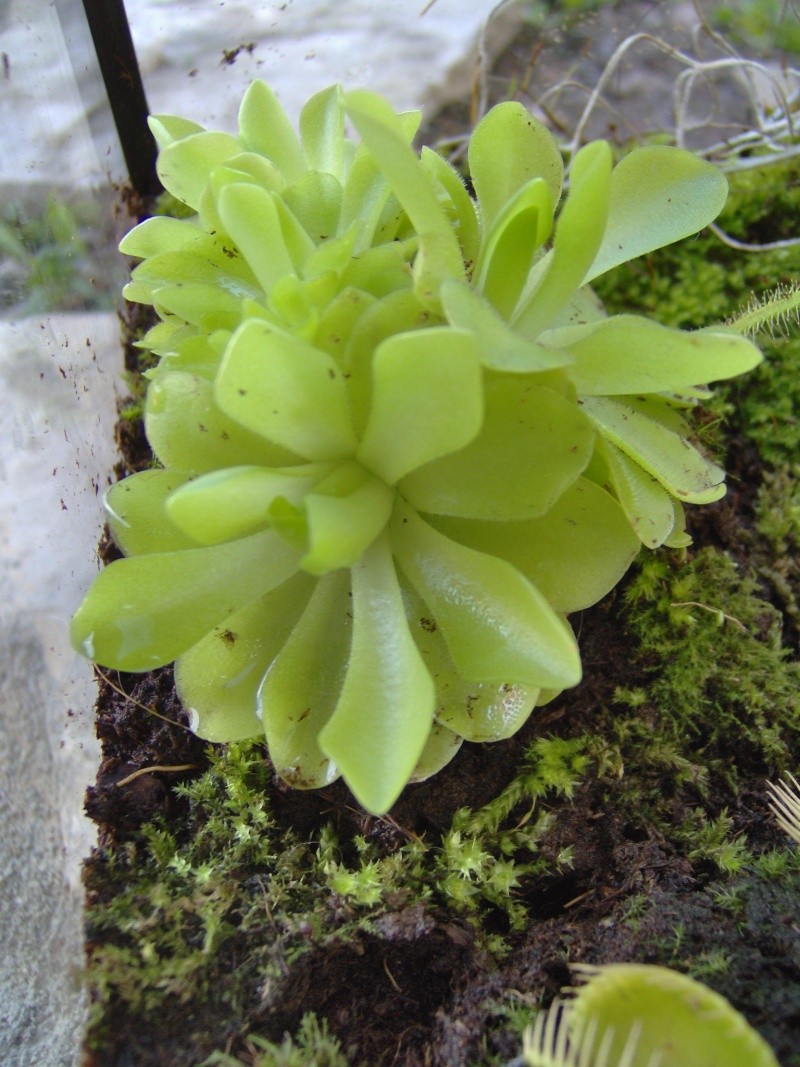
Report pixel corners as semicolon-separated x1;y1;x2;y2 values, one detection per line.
86;667;207;837
256;911;475;1066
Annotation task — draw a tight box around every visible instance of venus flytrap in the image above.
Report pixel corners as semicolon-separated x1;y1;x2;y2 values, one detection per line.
522;964;779;1067
73;80;761;815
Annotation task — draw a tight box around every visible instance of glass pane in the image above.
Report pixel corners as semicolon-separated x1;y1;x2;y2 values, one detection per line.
0;2;123;1063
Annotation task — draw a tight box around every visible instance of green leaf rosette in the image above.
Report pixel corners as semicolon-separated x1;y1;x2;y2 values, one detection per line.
71;82;761;814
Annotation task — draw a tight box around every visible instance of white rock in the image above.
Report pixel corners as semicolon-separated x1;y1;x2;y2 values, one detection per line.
3;0;518;189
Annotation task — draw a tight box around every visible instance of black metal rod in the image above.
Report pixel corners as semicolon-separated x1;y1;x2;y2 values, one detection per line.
80;0;159;200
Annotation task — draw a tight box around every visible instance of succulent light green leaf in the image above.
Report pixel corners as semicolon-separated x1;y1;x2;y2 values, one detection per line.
165;463;334;545
272;195;318;271
583;395;726;503
357;327;482;485
148;331;229;382
203;165;263;227
216;151;285;191
663;498;691;549
344;89;463;278
440;677;539;743
69;530;301;672
282;170;343;244
420;146;480;267
432;477;640;614
412;230;464;311
127;242;262;329
340;237;416;299
428;627;541;738
157;131;242;209
237;79;306;182
290;270;340;314
553;285;608;331
340;284;427;359
148;113;204;150
409;721;463;782
264;274;318;338
626;392;692;434
264;497;308;551
514;140;612;339
567;964;780;1067
259;569;352;789
393;501;581;690
370;192;408;247
216;186;312;281
215;320;357;460
129;236;261;291
300;461;395;575
313;285;375;364
339;144;394;249
302;225;357;281
585;146;729;283
401;380;594;521
468;101;563;234
440;280;572;373
104;470;196;556
598;438;678;548
201;156;283;235
175;572;314;742
119;216;199;259
340;288;429;436
476;177;553;317
405;589;541;742
146;370;295;473
136;317;192;357
319;532;435;814
216;183;298;293
143;283;240;333
551;315;762;395
299;84;345;178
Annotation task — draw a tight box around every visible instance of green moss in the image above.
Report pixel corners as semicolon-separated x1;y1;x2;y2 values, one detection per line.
475;996;541;1067
84;736;589;1057
676;808;750;877
201;1013;350;1067
710;0;800;55
118;398;144;423
731;336;800;467
589;547;800;829
319;736;588;931
84;744;348;1057
752;466;800;644
613;844;800;1067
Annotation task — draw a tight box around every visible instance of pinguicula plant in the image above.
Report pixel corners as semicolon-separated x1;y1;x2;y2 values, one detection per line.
71;81;762;814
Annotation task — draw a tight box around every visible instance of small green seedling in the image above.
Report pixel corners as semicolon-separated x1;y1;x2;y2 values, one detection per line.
72;81;761;814
523;963;779;1067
